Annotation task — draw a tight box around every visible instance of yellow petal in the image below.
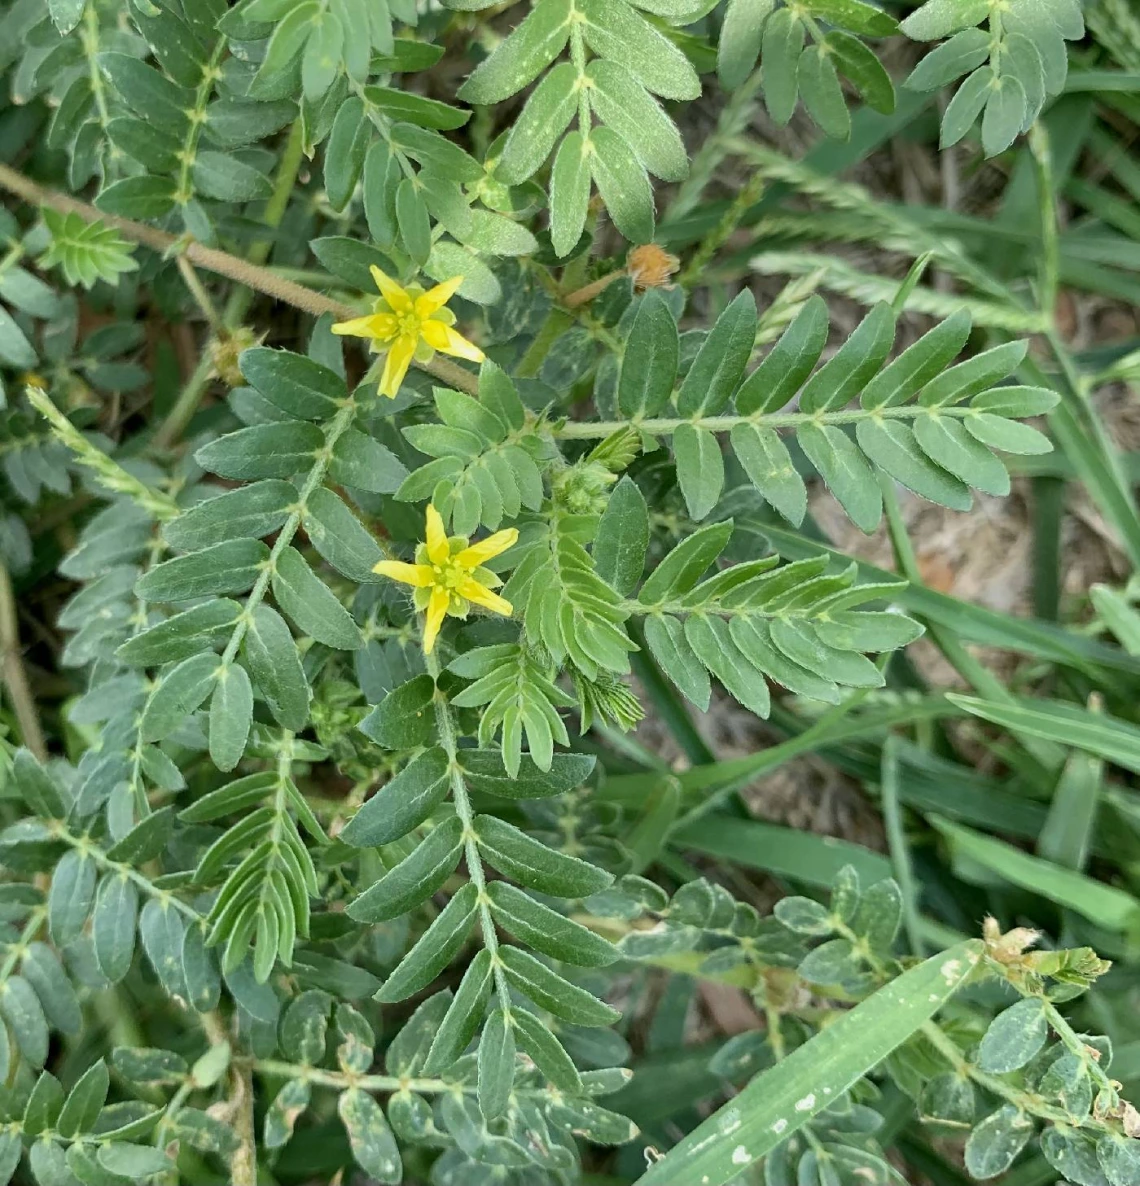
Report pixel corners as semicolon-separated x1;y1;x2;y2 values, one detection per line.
420;319;485;363
457;577;513;617
331;312;397;340
424;504;450;565
423;586;449;654
415;275;464;318
372;560;433;587
379;333;416;398
456;528;519;569
370;265;412;314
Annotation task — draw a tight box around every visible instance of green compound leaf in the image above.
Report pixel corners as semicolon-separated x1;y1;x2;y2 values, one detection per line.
376;883;479;1003
485;881;619;966
135;540;269;602
677;290;757;418
550;130;592;257
243;605;311;732
458;0;573;104
163;482;296;551
718;0;775;89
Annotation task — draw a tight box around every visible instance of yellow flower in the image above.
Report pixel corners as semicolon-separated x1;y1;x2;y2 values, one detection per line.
331;266;484;398
374;505;518;654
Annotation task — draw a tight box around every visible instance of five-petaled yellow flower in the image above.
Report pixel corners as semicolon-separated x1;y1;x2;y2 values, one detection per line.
374;505;518;654
331;266;484;398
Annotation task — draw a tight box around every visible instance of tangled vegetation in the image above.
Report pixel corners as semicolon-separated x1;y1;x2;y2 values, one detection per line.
0;0;1139;1184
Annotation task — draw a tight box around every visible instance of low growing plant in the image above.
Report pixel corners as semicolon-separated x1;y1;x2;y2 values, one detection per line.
0;1;1138;1185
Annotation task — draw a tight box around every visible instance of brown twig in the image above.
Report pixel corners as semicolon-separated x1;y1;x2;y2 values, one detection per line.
0;161;480;397
562;269;626;308
0;563;46;759
229;1061;258;1186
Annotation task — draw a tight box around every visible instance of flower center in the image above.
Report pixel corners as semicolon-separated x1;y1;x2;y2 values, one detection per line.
433;561;466;590
397;311;421;337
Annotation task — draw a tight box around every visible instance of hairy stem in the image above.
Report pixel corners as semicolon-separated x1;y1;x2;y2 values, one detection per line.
0;907;47;982
554;403;988;439
154;122;307;450
921;1019;1118;1132
219;400;357;667
229;1061;258;1186
680;171;765;289
79;2;113;147
26;385;180;520
563;269;625;308
424;647;512;1008
0;563;46;760
176;254;222;329
51;824;203;923
252;1058;560;1098
0;161;479;397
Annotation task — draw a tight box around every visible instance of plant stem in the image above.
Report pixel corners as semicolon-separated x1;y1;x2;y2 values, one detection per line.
0;563;45;760
1029;122;1060;325
424;647;512;1006
51;824;203;922
921;1019;1118;1133
176;254;222;330
554;403;987;439
219;400;357;668
230;1061;258;1186
679;171;765;289
563;269;626;308
153;352;213;453
27;385;179;518
881;735;924;957
666;67;765;228
0;908;46;981
224;119;307;322
0;160;479;398
1042;999;1117;1095
516;306;573;378
79;2;113;147
153;121;307;451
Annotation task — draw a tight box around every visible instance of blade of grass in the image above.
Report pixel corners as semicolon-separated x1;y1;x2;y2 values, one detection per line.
672;816;892;887
949;693;1140;775
1038;705;1104;871
1032;476;1064;622
882;736;924;956
600;696;962;813
637;943;981;1186
929;815;1140;933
